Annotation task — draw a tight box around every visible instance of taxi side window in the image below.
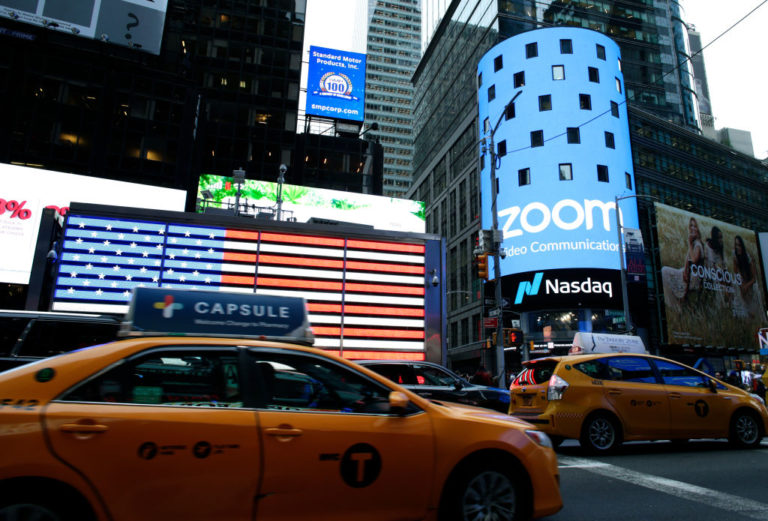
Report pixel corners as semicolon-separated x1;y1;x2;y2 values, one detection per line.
602;357;656;384
249;352;403;415
61;350;242;408
574;360;605;379
653;359;708;388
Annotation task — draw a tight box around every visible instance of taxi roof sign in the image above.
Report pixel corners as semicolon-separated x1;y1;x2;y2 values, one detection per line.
120;288;314;345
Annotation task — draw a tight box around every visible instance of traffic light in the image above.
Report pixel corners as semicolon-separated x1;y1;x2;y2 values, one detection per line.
476;253;488;280
504;328;524;347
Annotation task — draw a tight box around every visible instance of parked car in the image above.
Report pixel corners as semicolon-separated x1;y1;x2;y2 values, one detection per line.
358;360;510;413
0;288;563;521
508;353;768;453
0;310;121;372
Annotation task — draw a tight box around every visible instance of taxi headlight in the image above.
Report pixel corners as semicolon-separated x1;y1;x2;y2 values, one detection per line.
525;429;553;449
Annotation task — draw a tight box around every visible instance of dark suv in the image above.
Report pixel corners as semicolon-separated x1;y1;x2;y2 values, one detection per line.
358;360;510;413
0;310;121;372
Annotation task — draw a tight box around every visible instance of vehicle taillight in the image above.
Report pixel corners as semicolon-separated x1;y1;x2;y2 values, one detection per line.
547;374;569;401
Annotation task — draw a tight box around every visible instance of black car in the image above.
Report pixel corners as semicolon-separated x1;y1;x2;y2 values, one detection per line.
0;310;121;372
358;360;510;413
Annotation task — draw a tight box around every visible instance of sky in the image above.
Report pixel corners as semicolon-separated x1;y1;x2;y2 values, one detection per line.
681;1;768;159
301;1;768;159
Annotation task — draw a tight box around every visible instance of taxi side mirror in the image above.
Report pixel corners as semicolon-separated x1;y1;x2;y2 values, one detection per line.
389;391;410;415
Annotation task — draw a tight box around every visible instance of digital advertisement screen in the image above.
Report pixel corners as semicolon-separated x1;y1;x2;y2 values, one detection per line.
499;268;622;311
51;210;431;359
197;174;425;233
0;0;168;54
0;163;185;284
305;46;366;122
657;203;767;347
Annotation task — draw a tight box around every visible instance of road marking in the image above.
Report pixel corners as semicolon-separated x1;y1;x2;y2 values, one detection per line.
559;456;768;520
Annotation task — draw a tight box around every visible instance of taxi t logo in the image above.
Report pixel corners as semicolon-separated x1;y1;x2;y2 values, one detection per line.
153;295;184;318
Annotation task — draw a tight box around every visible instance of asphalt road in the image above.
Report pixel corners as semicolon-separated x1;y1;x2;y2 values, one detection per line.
539;438;768;521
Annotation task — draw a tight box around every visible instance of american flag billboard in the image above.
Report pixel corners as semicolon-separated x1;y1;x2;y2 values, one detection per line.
49;205;444;361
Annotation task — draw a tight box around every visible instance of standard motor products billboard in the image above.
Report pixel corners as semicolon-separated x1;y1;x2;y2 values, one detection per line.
657;203;767;347
0;163;185;284
305;46;366;122
0;0;168;54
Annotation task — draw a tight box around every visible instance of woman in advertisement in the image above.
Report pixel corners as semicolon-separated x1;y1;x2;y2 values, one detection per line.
661;217;705;310
731;235;759;318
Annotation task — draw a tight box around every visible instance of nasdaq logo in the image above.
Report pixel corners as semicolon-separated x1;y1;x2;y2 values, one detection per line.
514;272;544;305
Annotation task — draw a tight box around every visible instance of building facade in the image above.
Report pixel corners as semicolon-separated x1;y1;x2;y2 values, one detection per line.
364;0;421;197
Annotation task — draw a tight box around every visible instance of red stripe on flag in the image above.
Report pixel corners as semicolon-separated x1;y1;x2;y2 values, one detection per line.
342;328;424;339
347;239;425;254
262;232;345;248
345;282;424;296
221;274;256;285
339;351;426;361
258;277;342;291
312;326;341;336
226;230;260;240
345;260;424;274
223;252;257;263
344;305;424;317
307;303;343;313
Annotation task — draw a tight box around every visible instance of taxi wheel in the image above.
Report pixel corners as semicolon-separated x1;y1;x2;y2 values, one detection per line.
729;409;763;449
580;412;622;454
0;486;89;521
441;460;527;521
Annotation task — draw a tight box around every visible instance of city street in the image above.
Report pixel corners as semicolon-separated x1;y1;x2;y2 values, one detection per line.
542;439;768;521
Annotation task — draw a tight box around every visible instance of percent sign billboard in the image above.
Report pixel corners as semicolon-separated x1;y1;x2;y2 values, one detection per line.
305;46;366;122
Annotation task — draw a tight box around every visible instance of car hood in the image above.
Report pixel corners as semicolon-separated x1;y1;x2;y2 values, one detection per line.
434;400;534;428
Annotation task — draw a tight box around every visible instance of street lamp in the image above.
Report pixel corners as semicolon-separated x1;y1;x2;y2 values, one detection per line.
614;193;657;334
484;89;522;388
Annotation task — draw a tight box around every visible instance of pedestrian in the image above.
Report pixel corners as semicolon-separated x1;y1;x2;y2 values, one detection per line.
471;366;493;386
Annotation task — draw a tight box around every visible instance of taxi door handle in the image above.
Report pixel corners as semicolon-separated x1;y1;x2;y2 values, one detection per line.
607;389;622;396
265;427;303;438
669;393;682;399
60;423;109;433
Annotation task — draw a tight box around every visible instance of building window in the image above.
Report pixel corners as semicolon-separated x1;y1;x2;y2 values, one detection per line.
560;39;573;54
505;103;515;120
615;77;622;93
579;94;592;110
567;127;580;144
596;44;606;60
538;95;552;111
597;164;609;182
526;42;538;58
494;55;503;72
605;131;615;148
552;65;565;80
477;72;482;88
618;58;622;71
519;168;531;186
625;172;632;190
611;101;620;117
531;130;544;147
488;85;495;102
514;71;525;88
497;140;507;157
588;66;599;83
483;117;490;133
559;163;573;181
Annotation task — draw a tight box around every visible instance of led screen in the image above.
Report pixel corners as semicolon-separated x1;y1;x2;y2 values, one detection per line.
305;46;366;122
51;210;434;360
0;0;167;54
0;163;185;284
197;174;425;233
657;203;767;347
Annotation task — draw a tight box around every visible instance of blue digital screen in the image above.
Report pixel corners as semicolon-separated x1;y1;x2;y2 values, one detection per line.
306;46;366;122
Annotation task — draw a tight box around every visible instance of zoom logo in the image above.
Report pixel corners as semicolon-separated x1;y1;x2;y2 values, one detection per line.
499;199;620;239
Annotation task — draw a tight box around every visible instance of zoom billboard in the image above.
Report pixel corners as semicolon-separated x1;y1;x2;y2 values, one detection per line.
477;28;638;277
306;46;366;122
499;269;622;311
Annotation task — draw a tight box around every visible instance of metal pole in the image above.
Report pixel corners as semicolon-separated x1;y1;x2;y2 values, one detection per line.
615;196;632;333
490;138;505;388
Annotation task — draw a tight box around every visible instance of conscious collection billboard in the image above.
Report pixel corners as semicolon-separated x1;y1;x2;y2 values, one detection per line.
305;46;366;122
657;203;767;347
197;174;425;233
0;163;185;284
0;0;168;54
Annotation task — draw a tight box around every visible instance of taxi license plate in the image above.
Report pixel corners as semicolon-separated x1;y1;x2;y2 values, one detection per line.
521;394;533;406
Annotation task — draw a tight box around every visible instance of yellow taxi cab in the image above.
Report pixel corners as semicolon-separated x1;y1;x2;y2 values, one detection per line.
0;288;562;521
508;352;768;453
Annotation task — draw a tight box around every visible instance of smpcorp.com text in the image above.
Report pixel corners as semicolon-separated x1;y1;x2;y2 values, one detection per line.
311;104;360;117
503;239;618;257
